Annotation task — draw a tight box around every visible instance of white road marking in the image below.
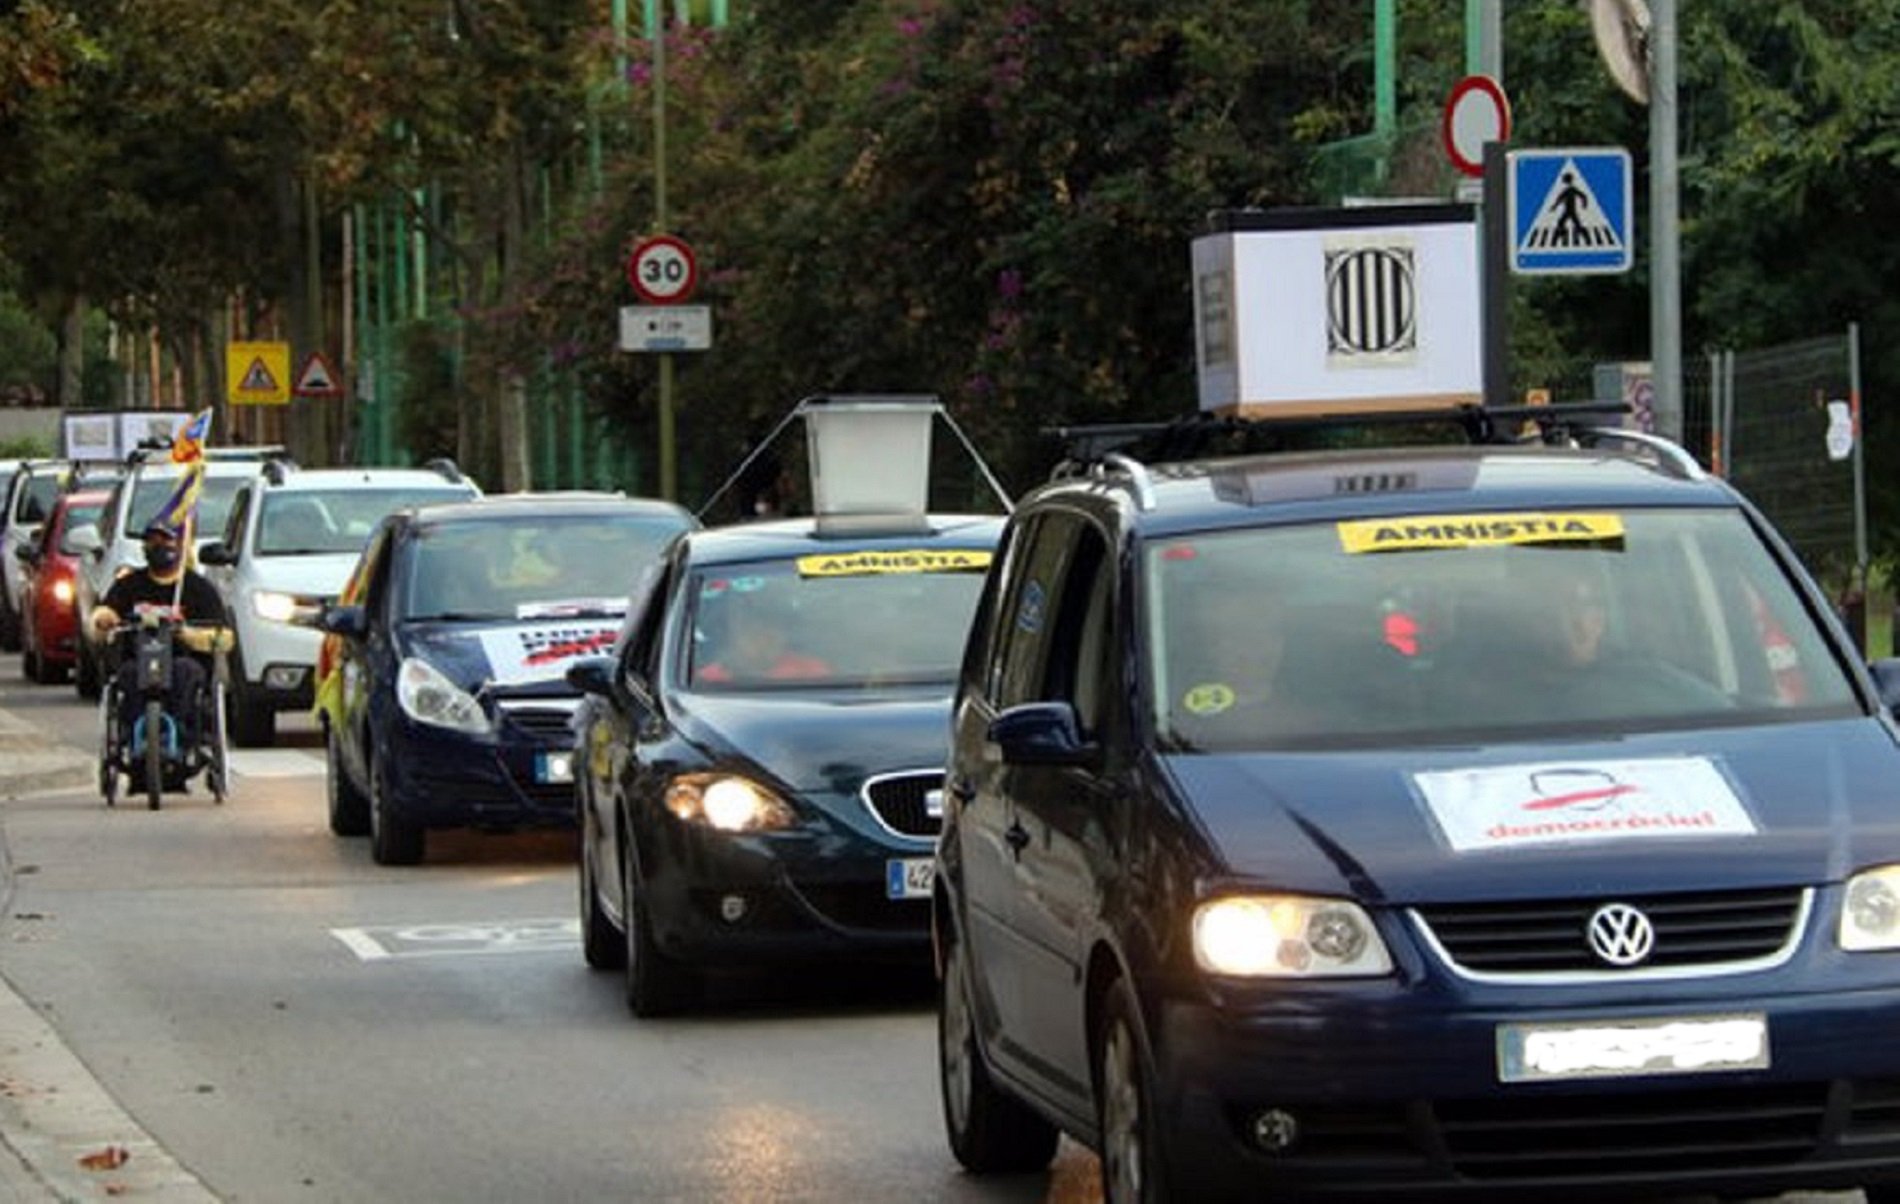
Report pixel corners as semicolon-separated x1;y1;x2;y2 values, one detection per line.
330;918;580;962
228;749;325;778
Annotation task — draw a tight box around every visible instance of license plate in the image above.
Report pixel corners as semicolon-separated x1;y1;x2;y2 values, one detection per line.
1497;1013;1768;1083
886;857;934;900
535;751;575;785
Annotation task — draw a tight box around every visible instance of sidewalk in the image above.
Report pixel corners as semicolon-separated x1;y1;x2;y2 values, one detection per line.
0;704;219;1202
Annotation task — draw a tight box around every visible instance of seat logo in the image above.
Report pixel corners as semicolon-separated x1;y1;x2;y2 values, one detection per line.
1587;902;1655;967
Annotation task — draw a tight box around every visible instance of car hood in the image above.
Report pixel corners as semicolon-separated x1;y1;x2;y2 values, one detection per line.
670;691;953;792
1162;717;1900;904
243;552;360;598
399;619;621;696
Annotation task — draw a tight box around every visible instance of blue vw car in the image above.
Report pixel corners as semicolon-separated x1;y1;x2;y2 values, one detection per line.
317;494;694;865
936;418;1900;1203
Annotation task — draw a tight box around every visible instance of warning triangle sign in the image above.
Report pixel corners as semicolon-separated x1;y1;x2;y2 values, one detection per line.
238;357;280;393
294;352;343;397
1521;158;1623;252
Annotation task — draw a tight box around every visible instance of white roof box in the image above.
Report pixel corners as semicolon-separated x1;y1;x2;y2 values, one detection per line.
802;394;938;522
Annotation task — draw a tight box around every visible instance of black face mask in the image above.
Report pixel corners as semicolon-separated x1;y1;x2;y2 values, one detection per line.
145;542;180;573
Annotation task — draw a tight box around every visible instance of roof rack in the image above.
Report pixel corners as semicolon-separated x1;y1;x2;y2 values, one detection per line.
1046;400;1709;509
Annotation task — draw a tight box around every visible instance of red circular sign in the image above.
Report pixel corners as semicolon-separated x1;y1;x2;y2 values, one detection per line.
627;234;698;304
1441;75;1512;178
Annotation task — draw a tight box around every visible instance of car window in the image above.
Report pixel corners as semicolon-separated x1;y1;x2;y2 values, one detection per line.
684;549;992;692
994;513;1086;709
403;513;690;621
1146;506;1861;751
258;487;474;555
18;472;60;524
56;501;106;554
127;472;247;538
222;486;253;549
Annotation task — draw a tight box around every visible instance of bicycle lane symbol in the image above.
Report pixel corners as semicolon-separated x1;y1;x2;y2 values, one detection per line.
330;918;580;961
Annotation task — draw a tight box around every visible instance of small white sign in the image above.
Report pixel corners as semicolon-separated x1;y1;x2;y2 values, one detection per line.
476;622;620;685
619;304;712;353
1825;400;1855;461
1415;756;1755;853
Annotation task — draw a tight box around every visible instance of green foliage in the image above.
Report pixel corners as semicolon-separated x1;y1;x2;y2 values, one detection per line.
0;435;54;458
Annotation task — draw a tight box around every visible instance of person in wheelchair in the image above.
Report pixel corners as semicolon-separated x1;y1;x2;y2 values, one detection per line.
88;521;231;754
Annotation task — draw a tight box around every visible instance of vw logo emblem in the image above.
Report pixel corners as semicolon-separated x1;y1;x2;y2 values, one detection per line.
1587;902;1656;967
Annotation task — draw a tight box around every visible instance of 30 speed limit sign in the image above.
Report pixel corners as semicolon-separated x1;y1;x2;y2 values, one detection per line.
627;234;698;304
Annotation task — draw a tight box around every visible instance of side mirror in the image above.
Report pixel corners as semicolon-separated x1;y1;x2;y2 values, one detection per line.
13;543;36;565
565;656;616;697
197;541;236;567
988;701;1096;767
66;523;103;557
1871;659;1900;714
315;604;369;640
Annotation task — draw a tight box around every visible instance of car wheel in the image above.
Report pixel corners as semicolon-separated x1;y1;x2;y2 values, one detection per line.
621;846;695;1016
1098;977;1171;1204
21;644;37;680
0;600;20;653
1862;1186;1900;1204
326;726;370;836
580;810;627;969
228;668;276;748
368;744;425;866
939;924;1060;1173
75;641;101;700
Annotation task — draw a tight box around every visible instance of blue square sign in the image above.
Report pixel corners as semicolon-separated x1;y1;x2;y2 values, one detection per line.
1508;147;1634;275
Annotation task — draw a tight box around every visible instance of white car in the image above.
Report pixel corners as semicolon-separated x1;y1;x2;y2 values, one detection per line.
199;461;481;746
69;454;275;699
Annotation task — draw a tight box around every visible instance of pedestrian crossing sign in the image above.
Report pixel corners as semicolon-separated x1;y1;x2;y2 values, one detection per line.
1508;147;1633;275
226;340;291;405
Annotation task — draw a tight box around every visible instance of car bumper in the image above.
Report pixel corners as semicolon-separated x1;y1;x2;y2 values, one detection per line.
641;820;936;965
382;715;579;831
1154;977;1900;1202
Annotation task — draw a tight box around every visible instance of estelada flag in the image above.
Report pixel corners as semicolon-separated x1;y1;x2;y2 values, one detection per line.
170;407;214;465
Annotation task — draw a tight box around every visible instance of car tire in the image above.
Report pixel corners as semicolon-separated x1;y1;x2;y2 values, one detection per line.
621;847;695;1016
75;641;101;700
326;726;370;836
368;744;425;866
580;809;627;970
21;644;37;681
1098;977;1172;1204
938;923;1060;1173
228;666;276;748
1863;1187;1900;1204
0;599;20;653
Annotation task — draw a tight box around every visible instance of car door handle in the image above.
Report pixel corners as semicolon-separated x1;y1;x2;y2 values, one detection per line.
1005;822;1030;854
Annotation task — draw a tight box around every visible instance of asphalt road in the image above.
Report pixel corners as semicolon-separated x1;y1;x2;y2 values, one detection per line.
0;656;1868;1204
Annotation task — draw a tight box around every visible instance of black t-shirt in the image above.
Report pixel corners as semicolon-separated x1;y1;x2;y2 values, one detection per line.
101;569;224;626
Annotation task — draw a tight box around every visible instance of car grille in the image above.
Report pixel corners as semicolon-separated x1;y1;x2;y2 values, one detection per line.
407;763;572;817
861;770;943;838
1413;887;1807;977
495;700;579;744
1227;1080;1900;1183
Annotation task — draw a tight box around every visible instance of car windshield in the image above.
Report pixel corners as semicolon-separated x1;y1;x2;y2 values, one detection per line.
257;488;472;555
402;513;689;621
1147;506;1860;751
55;502;105;553
685;550;991;692
17;472;62;524
129;473;245;539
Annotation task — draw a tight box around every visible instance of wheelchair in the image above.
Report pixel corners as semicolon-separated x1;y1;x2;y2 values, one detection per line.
96;607;231;810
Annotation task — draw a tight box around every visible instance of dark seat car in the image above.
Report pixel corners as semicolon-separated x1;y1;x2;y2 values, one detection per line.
568;513;1004;1016
934;412;1900;1204
316;493;695;865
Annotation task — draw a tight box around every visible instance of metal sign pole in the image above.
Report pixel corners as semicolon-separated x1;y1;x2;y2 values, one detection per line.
1482;142;1511;410
652;9;677;501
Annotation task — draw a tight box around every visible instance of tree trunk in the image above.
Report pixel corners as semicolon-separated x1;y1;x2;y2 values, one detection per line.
494;139;533;492
57;294;85;407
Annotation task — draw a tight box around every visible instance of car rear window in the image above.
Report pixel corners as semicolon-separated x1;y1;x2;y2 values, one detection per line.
129;473;245;538
686;549;992;692
1146;506;1860;750
56;502;105;553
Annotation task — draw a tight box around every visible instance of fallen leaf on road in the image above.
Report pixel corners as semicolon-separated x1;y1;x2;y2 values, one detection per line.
77;1145;130;1171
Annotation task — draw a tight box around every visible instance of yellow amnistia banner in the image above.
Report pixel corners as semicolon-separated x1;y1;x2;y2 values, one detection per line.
226;341;292;405
796;549;994;577
1337;513;1626;554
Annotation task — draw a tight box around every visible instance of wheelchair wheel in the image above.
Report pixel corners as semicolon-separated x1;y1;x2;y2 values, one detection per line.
98;688;118;807
207;683;230;803
144;699;164;811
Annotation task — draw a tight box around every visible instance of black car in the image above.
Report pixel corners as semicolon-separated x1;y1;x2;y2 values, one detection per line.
567;513;1004;1015
935;414;1900;1204
316;493;695;865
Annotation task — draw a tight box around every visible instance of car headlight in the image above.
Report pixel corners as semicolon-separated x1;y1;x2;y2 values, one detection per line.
1191;895;1393;978
51;578;74;604
1841;866;1900;951
664;773;797;832
396;657;490;734
252;589;322;624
